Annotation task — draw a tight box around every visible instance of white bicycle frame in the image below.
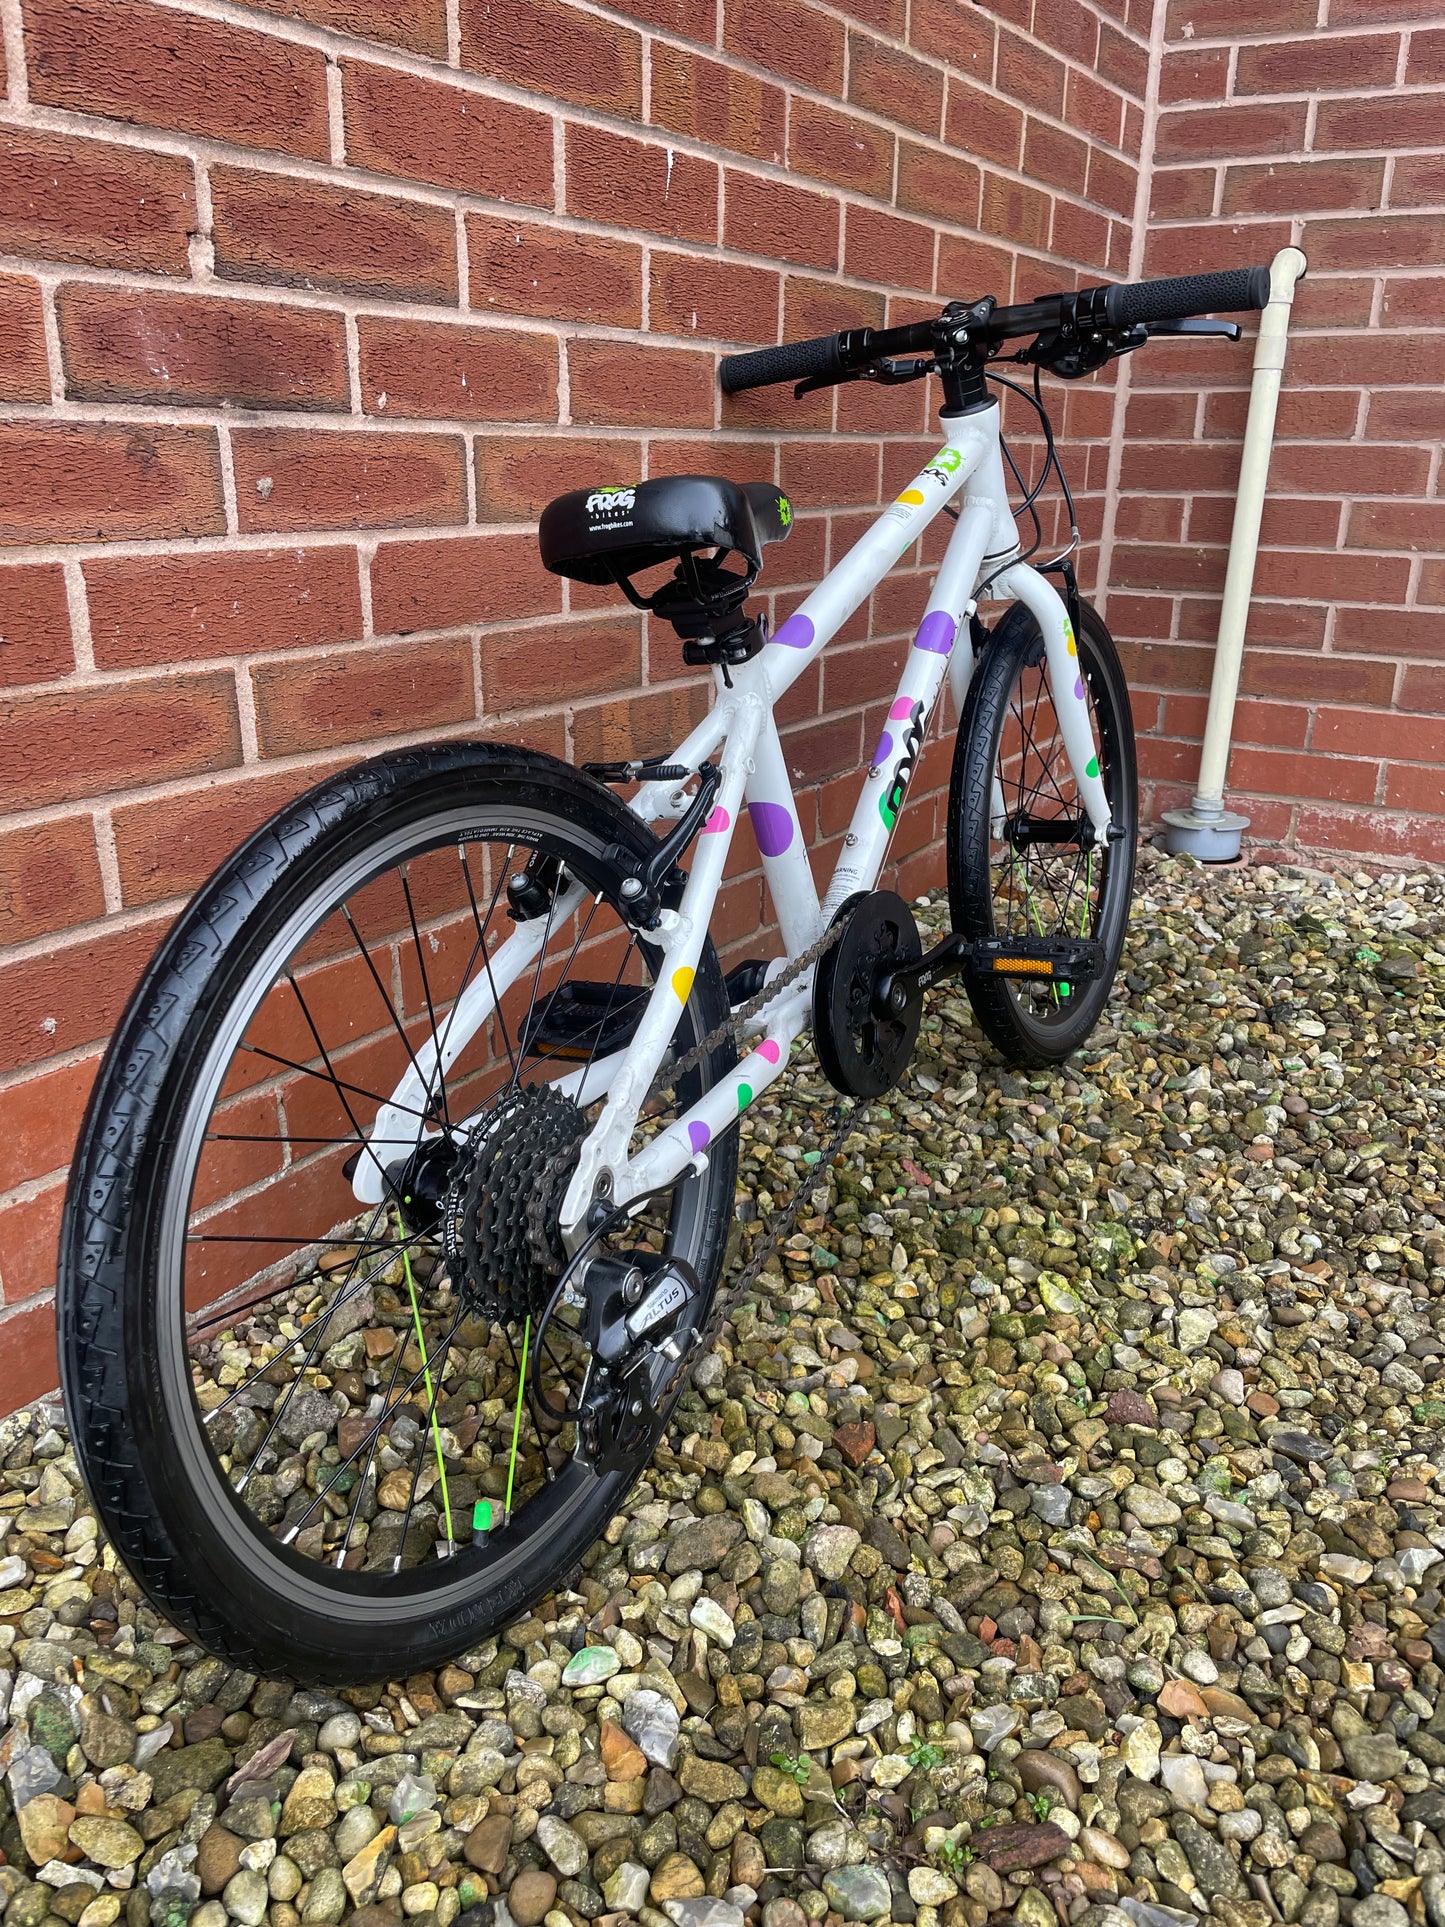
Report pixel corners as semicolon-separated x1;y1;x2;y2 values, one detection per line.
355;397;1111;1245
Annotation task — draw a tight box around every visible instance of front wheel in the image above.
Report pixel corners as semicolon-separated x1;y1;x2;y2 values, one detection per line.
947;598;1138;1066
59;743;738;1685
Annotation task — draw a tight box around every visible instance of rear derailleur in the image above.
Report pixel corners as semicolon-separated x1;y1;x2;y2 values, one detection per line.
547;1250;702;1476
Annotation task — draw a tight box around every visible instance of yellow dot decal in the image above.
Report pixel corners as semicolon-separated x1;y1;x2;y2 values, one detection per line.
897;489;925;506
671;966;695;1003
1065;623;1077;657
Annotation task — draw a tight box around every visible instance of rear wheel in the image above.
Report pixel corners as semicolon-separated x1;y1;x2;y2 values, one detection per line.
948;598;1137;1066
59;744;737;1684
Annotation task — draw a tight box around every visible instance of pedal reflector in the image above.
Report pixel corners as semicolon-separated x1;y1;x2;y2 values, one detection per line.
992;956;1054;975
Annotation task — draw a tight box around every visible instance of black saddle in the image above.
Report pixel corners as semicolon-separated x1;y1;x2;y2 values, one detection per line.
539;474;793;586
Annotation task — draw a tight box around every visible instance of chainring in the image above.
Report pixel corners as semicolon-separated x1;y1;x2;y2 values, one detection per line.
440;1085;586;1323
812;889;923;1099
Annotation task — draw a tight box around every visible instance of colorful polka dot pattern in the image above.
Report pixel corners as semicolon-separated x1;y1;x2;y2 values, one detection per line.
749;800;794;857
770;613;815;650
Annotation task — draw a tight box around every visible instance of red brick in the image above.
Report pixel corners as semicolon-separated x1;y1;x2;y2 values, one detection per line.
85;546;363;670
790;99;894;199
1390;155;1445;210
1141;217;1292;279
1423;561;1445;606
0;912;170;1077
725;170;840;270
1241;648;1397;705
0;566;73;686
1314;707;1444;763
1267;442;1429;497
1031;0;1099;65
358;318;557;424
1381;276;1445;328
1347;500;1445;552
111;763;344;907
650;252;781;343
230;429;466;536
567;125;718;244
1291;334;1445;392
1313;90;1445;152
0;422;223;546
1150;166;1215;221
1236;33;1399;95
1367;390;1445;439
936;230;1016;302
459;0;641;113
568;341;714;429
1163;693;1310;748
0;1184;64;1325
0;128;193;274
724;0;845;93
483;615;641;712
57;284;347;412
467;214;642;327
1088;146;1137;218
910;0;994;80
1159;46;1230;103
211;166;457;305
240;0;446;55
1408;28;1445;82
1155;103;1308;162
251;637;474;757
0;1053;100;1193
343;62;554;208
783;274;884;339
1096;20;1150;99
605;0;714;30
26;0;328;158
943;77;1023;168
980;171;1049;250
1383;763;1445;815
1025;118;1090;197
996;26;1064;115
0;670;240;813
1227;743;1379;805
1222;158;1385;218
476;435;643;522
0;817;104;947
1165;0;1315;34
1065;67;1125;148
371;533;560;637
1288;275;1375;328
650;45;786;164
572;683;710;768
1400;665;1445;715
1333;612;1445;666
844;205;935;291
0;1291;60;1413
1310;211;1441;271
900;143;983;227
849;34;943;137
0;276;48;403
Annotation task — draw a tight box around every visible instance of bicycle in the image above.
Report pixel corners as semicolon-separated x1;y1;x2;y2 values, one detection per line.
59;262;1272;1684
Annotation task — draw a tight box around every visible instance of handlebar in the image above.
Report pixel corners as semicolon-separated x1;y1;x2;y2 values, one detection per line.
719;262;1275;396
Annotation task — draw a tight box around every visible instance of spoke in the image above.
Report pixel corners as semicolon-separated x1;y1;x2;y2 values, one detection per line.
521;892;602;1075
576;930;640;1112
240;1043;434;1126
507;882;563;1099
387;1299;461;1571
343;903;437;1119
287;969;390;1190
401;868;451;1131
205;1133;367;1147
463;844;520;1082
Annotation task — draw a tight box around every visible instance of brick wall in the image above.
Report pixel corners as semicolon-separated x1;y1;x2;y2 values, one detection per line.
1107;0;1445;866
0;0;1149;1399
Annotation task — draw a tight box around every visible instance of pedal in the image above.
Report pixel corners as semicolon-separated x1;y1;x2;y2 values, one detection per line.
520;980;648;1062
971;936;1103;983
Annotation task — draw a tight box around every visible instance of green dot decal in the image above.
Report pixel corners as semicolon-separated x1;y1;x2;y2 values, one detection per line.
879;795;898;830
737;1083;754;1111
1085;756;1099;779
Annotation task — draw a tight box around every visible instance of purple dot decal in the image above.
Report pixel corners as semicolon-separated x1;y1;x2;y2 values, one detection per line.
703;806;730;834
889;697;915;721
749;800;794;857
1074;678;1086;701
756;1039;782;1065
914;612;956;656
688;1121;711;1154
871;732;893;769
770;613;815;651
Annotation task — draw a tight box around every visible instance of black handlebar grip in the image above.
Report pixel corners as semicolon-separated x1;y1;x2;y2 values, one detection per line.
1102;264;1273;329
719;333;845;395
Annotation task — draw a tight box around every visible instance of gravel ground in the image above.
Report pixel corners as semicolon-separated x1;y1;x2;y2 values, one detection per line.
2;850;1443;1927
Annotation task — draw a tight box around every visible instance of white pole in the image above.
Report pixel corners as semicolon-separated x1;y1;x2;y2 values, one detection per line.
1162;244;1308;861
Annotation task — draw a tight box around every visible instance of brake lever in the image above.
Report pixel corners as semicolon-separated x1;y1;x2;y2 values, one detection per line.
793;355;935;400
1146;318;1243;341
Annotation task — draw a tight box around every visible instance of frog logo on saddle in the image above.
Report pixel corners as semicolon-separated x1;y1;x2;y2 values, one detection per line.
586;486;637;519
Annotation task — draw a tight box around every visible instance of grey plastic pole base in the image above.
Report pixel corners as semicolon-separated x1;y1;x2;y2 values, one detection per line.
1160;804;1250;862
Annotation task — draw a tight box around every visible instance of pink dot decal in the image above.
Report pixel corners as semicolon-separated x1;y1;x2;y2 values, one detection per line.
889;697;915;721
756;1039;782;1064
748;800;794;857
688;1121;711;1154
914;612;956;656
1074;678;1086;700
770;613;815;650
703;806;730;834
871;732;893;769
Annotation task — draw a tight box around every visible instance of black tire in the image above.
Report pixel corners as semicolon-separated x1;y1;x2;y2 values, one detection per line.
59;743;738;1684
947;598;1137;1066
